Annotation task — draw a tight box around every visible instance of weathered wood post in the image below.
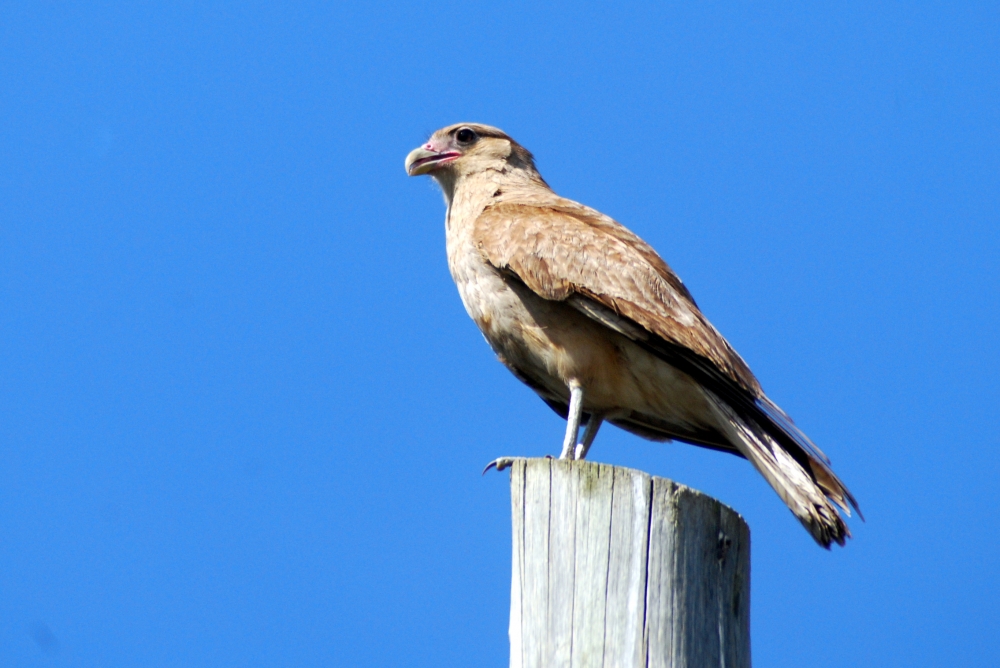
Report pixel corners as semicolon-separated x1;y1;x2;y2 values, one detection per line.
507;458;750;668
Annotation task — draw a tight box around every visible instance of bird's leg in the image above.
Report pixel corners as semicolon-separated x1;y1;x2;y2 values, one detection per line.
484;384;585;473
558;384;585;460
574;414;604;460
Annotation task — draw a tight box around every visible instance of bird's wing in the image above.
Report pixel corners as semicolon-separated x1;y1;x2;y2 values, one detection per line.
473;199;860;538
474;199;762;395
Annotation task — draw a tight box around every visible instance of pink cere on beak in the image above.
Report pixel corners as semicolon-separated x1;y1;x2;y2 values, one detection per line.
405;133;467;176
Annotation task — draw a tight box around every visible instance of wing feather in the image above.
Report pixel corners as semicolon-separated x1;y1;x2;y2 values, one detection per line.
475;200;761;394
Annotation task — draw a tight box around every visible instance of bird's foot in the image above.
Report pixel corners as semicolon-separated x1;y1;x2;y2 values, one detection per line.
482;457;519;475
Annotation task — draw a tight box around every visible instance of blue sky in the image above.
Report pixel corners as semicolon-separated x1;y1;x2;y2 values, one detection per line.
1;2;997;666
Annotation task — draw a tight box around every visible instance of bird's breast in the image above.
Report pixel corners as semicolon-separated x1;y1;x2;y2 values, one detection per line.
448;237;585;389
446;235;718;432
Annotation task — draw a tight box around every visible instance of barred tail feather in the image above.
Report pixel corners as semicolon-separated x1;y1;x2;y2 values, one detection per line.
704;389;851;548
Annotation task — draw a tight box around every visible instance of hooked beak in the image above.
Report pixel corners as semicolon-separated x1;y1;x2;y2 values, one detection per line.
405;146;460;176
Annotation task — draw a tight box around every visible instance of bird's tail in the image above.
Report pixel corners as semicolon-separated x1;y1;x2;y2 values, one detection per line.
704;389;854;547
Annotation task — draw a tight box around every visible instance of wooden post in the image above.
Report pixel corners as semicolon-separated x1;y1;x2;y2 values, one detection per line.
508;458;750;668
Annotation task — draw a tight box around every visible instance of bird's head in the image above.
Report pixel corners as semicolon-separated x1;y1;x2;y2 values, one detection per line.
405;123;538;184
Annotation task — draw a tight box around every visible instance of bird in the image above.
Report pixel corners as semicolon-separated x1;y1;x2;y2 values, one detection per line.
404;123;859;547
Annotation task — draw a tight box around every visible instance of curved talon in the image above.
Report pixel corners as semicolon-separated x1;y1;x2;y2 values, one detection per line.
482;457;518;475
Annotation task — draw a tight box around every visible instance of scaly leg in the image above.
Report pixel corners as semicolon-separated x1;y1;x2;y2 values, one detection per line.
558;384;585;460
574;414;604;460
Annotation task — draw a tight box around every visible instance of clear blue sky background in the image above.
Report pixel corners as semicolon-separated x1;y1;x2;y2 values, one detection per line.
1;2;997;666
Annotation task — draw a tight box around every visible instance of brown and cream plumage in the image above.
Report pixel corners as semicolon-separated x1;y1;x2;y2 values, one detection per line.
405;123;859;547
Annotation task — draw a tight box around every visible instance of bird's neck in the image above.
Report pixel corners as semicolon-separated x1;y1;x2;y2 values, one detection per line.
437;165;548;230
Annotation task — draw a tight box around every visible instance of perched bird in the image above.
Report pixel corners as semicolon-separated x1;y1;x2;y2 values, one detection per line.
405;123;859;547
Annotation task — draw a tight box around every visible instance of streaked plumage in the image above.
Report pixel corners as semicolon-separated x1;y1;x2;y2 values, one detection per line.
405;123;859;547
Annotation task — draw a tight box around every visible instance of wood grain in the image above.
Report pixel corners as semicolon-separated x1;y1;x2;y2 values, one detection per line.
508;458;750;668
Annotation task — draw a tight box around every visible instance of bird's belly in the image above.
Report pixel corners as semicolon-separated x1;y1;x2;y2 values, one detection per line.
450;255;714;431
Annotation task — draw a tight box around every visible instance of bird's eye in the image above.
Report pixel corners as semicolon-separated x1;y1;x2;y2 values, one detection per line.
455;128;477;144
